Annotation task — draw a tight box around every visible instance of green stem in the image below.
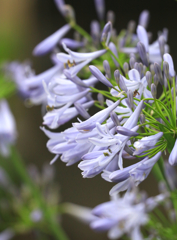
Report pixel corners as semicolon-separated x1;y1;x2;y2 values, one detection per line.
70;23;92;42
10;146;69;240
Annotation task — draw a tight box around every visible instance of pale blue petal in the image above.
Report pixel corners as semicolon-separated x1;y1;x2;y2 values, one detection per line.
33;24;70;56
137;25;149;52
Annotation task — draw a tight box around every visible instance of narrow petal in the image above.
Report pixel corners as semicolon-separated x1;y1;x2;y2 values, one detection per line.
169;139;177;165
128;69;141;82
33;24;71;56
163;53;175;77
137;25;149;52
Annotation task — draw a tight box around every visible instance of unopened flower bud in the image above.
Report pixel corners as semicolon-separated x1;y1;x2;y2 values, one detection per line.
123;62;129;74
119;75;128;92
139;10;150;29
127;20;136;33
101;21;112;46
151;83;157;99
140;113;145;124
89;65;113;87
94;0;105;21
137;42;149;66
54;0;65;15
127;90;134;109
163;53;175;77
146;71;152;88
107;11;115;24
154;62;164;85
91;21;100;44
134;62;141;76
103;60;111;79
129;57;135;69
114;70;120;85
169;139;177;166
163;61;170;80
110;111;120;126
109;42;119;67
158;36;165;58
74;102;90;119
143;65;147;75
139;63;144;77
150;64;155;76
63;5;75;23
153;74;159;86
97;93;104;106
134;62;139;71
117;126;139;137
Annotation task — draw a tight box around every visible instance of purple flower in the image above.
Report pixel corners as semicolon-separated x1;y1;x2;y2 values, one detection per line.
168;139;177;166
138;10;150;29
120;69;153;100
101;22;112;46
33;24;71;56
91;189;167;240
57;45;107;77
54;0;65;15
73;100;120;131
133;132;163;155
89;65;113;87
107;152;161;195
43;100;94;129
94;0;105;21
0;100;16;157
163;53;175;77
60;38;85;49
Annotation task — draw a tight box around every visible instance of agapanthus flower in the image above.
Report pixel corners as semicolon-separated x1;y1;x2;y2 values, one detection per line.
121;25;169;64
90;189;168;240
105;152;162;195
120;69;153;100
33;24;71;56
57;44;107;77
0;100;16;157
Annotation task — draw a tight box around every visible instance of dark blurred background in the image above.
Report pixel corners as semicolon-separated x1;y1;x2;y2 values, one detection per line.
1;0;177;239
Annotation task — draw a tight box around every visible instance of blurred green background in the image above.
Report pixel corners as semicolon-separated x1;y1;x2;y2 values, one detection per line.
1;0;177;239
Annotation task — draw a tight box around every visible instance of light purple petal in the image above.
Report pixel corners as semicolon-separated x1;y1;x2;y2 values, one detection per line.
137;25;149;52
163;53;175;77
33;24;71;56
169;139;177;165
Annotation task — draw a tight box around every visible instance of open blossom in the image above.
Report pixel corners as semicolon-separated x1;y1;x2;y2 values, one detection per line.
6;0;177;239
7;61;64;105
90;189;167;240
120;69;153;100
0;100;17;157
133;132;163;155
78;100;144;178
103;152;162;195
57;44;107;77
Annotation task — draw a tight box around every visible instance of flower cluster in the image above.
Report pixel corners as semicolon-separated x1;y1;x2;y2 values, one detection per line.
7;0;177;239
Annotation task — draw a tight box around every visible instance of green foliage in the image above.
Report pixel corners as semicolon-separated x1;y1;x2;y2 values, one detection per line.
0;71;16;100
